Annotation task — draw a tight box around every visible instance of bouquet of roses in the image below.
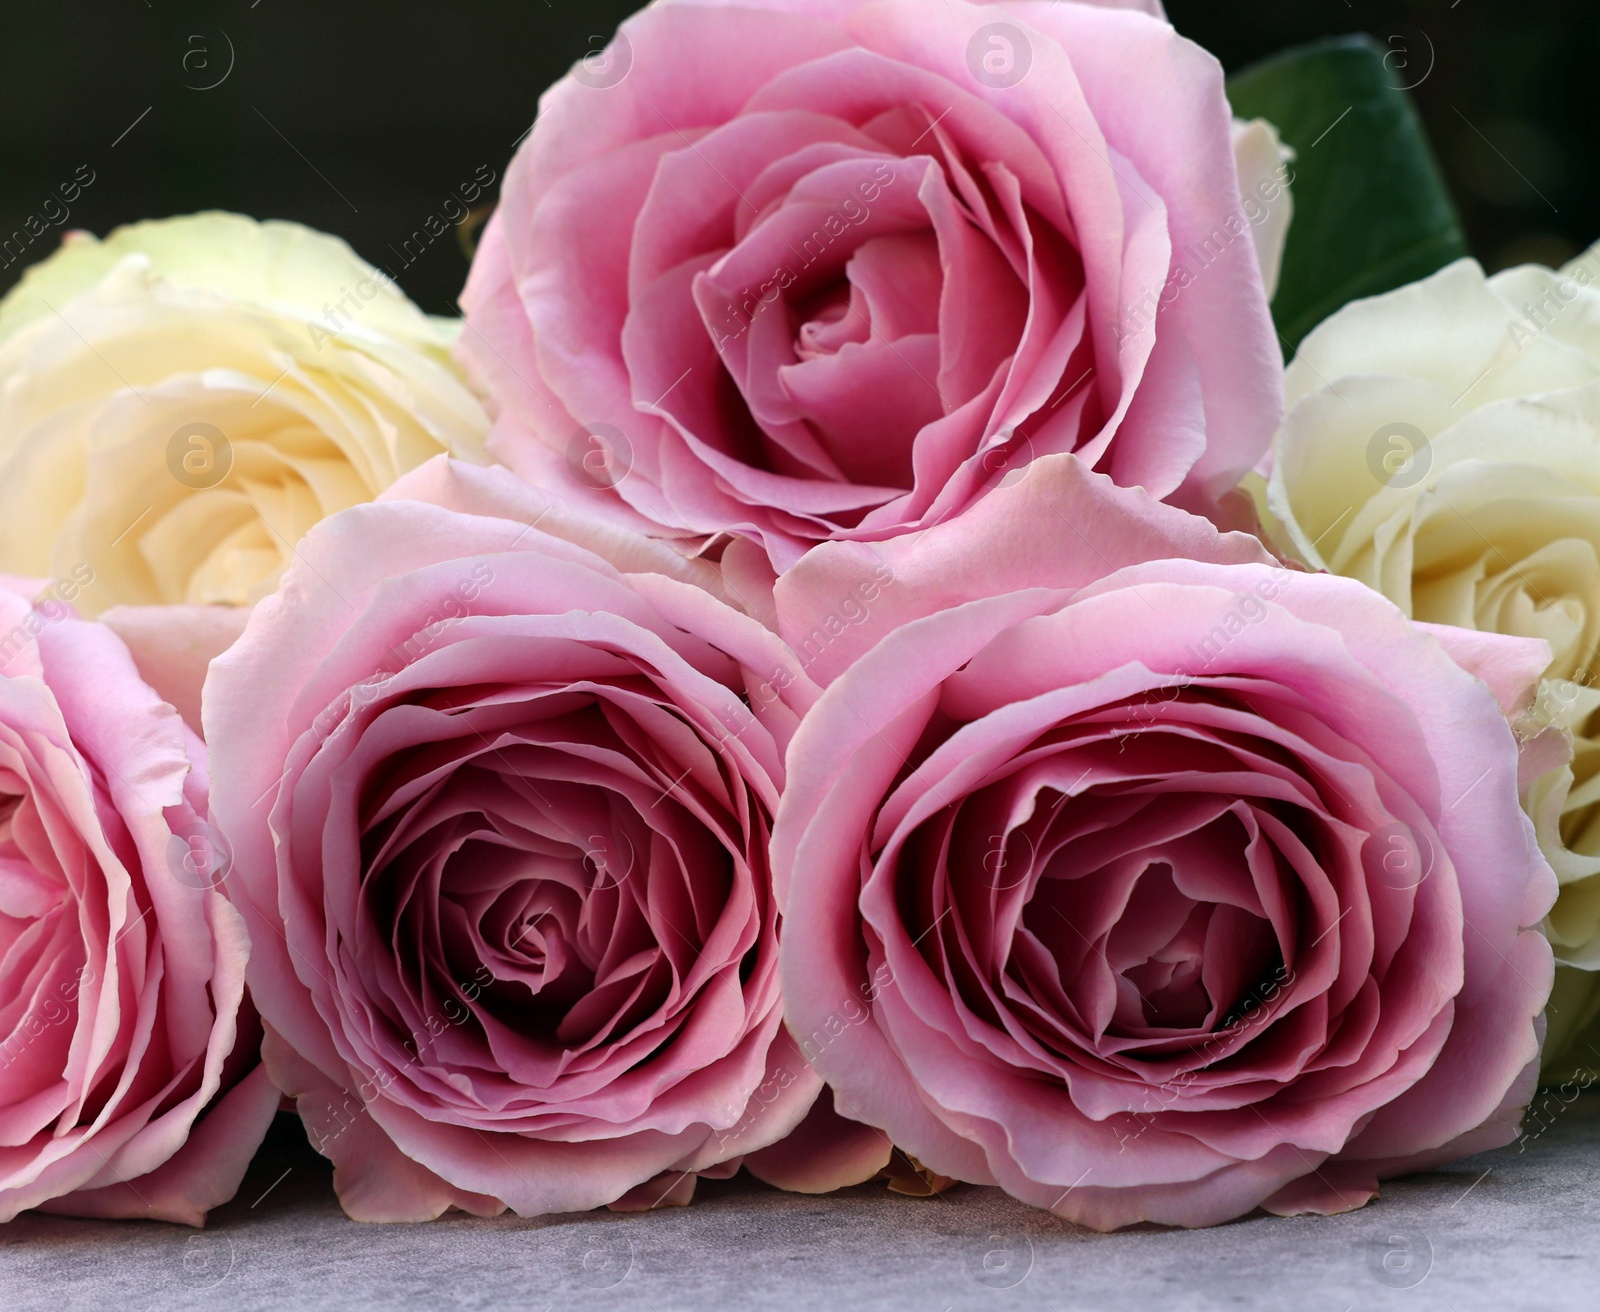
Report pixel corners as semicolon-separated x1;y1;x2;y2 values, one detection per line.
1;0;1592;1232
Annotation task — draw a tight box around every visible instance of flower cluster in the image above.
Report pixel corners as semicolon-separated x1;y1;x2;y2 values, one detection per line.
0;0;1577;1232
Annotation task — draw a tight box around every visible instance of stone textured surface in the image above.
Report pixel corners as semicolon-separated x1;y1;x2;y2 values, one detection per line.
3;1096;1598;1310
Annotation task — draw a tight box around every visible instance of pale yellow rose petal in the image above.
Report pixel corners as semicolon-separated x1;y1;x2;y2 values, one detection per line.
0;213;489;614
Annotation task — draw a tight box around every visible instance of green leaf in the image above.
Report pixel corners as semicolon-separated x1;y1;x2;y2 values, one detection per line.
1226;34;1469;356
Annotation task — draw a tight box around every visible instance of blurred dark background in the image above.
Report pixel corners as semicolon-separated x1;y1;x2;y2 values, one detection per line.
1;0;1594;316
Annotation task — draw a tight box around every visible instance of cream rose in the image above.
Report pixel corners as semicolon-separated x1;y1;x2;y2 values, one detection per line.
1262;252;1600;1004
1230;116;1294;302
0;212;488;613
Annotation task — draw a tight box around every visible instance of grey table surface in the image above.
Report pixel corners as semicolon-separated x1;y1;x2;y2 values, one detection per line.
3;1096;1597;1312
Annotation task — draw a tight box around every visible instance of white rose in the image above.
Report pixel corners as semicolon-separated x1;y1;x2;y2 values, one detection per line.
1230;116;1295;302
0;212;488;612
1262;252;1600;979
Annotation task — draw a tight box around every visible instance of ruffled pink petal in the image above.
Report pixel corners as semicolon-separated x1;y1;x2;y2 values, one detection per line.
38;1063;279;1226
774;454;1271;683
744;1086;893;1192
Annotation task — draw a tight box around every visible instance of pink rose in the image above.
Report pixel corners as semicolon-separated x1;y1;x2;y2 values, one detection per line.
461;0;1281;573
0;579;276;1225
771;457;1556;1229
205;458;832;1220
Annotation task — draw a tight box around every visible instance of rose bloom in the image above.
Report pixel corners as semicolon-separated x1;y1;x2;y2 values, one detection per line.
0;578;276;1224
1260;254;1600;1072
0;212;488;614
461;0;1284;573
206;457;843;1219
772;456;1554;1229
